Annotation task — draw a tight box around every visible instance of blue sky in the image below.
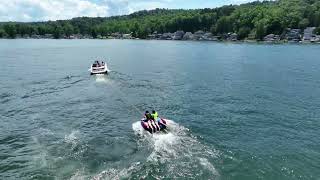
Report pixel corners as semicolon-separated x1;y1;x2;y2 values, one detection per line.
0;0;253;22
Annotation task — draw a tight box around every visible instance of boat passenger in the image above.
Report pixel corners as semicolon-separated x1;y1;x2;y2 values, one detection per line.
152;110;160;130
151;110;158;120
144;111;155;132
145;111;153;120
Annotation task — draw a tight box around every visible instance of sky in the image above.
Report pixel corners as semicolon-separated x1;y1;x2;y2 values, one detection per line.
0;0;254;22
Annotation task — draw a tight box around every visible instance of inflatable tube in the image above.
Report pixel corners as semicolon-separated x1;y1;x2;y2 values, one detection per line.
141;118;167;133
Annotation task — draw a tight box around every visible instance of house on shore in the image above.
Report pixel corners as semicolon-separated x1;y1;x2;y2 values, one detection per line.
122;33;133;39
31;34;41;39
173;31;185;40
44;34;54;39
111;32;121;39
303;27;317;42
264;34;280;42
193;30;205;40
203;33;215;41
225;33;238;41
147;33;156;39
286;28;301;42
149;31;163;40
161;33;173;40
183;32;194;40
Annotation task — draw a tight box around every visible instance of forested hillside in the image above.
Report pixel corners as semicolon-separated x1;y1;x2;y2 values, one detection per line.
1;0;320;39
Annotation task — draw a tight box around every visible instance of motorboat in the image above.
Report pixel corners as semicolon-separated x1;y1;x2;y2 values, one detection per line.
89;61;110;75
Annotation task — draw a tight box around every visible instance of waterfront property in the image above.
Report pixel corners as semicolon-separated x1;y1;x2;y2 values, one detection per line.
2;27;320;43
302;27;320;42
264;34;280;42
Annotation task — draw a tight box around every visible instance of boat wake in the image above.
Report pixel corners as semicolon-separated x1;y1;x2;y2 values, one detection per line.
92;120;220;179
94;74;112;84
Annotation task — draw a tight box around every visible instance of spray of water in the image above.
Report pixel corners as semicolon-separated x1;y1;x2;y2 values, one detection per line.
92;120;220;179
94;75;110;84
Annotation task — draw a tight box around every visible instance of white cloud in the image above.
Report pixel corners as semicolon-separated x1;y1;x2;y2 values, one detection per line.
103;0;170;15
0;0;256;22
0;0;174;22
0;0;110;22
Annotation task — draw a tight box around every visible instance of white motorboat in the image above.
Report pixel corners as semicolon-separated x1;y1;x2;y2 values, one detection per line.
89;61;110;75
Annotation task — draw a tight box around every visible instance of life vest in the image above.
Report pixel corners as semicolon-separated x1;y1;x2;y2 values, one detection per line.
151;112;158;120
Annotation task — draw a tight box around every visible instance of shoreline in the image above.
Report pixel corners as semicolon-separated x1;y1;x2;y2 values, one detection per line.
1;38;320;44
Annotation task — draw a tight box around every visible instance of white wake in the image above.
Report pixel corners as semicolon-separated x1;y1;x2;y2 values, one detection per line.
92;120;219;179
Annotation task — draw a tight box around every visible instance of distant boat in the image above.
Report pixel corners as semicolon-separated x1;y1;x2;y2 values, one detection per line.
89;60;110;75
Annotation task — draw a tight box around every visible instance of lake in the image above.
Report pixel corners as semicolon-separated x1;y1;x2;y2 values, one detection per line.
0;39;320;180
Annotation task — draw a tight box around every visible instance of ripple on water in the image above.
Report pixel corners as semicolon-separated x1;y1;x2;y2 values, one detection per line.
0;92;14;103
0;134;30;178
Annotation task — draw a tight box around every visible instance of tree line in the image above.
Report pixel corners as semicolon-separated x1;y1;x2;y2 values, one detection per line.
1;0;320;40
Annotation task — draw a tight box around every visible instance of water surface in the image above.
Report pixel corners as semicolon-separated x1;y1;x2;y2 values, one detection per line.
0;39;320;179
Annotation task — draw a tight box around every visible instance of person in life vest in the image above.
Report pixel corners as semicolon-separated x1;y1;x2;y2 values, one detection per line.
144;111;155;132
151;110;160;131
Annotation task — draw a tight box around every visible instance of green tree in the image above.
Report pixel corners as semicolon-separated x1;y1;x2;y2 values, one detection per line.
0;29;7;38
255;21;266;40
298;18;310;29
3;24;17;38
130;21;140;37
314;11;320;27
210;24;217;35
314;27;320;35
215;16;233;34
31;26;38;36
137;26;148;38
90;27;98;38
64;23;74;37
53;26;63;39
237;26;251;39
37;25;47;35
267;18;283;35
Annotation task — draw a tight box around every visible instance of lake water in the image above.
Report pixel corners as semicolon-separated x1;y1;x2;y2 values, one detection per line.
0;39;320;180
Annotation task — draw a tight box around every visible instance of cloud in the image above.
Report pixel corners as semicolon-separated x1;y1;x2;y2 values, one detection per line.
0;0;256;22
0;0;175;22
104;0;170;15
0;0;110;22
